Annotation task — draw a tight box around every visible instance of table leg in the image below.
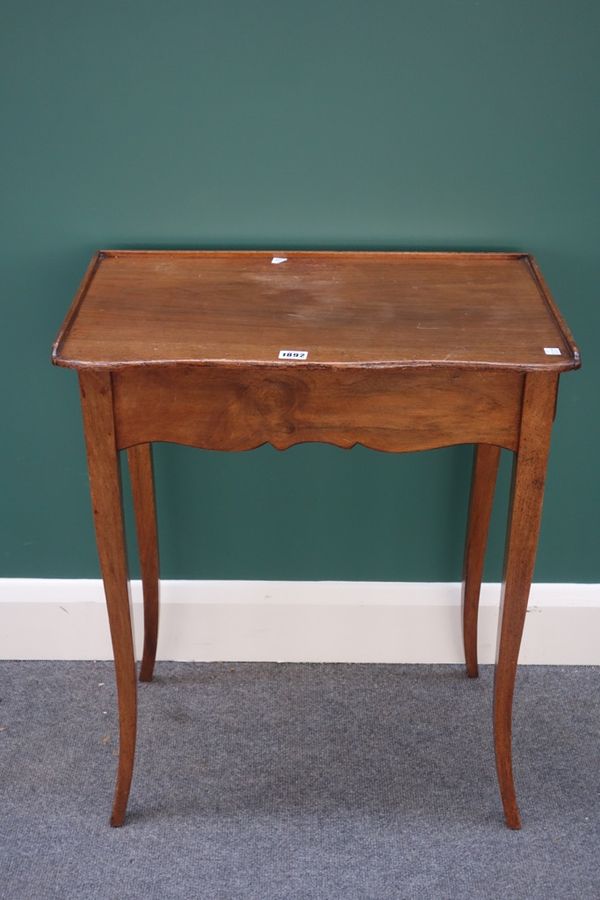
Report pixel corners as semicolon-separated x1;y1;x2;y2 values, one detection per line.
128;443;160;683
494;372;558;829
462;444;501;677
79;371;137;827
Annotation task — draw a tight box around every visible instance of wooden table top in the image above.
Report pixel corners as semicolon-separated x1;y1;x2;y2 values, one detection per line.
52;250;579;372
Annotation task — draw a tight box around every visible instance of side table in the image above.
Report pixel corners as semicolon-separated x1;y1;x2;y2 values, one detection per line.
52;250;580;827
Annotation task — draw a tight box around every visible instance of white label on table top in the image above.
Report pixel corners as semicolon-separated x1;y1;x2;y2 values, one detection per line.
271;256;288;264
278;349;308;360
544;347;562;356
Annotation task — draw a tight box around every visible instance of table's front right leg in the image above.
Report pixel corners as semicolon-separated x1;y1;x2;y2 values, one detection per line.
494;372;558;829
79;370;137;827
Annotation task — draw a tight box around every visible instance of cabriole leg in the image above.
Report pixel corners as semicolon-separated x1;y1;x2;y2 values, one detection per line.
494;373;557;829
462;443;501;677
128;443;160;683
80;370;137;827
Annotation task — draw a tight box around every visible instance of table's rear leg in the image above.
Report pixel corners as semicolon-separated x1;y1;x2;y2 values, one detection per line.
462;444;501;677
128;443;160;683
80;371;137;827
494;372;557;829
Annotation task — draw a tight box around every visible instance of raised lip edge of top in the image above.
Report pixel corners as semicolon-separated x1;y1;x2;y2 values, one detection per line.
50;250;581;373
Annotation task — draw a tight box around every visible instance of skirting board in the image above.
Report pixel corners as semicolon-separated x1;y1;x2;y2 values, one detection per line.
0;580;598;664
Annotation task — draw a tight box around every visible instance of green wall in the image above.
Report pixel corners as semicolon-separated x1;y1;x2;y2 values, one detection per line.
1;0;598;581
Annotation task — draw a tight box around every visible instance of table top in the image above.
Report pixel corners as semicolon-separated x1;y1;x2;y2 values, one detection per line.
52;250;579;372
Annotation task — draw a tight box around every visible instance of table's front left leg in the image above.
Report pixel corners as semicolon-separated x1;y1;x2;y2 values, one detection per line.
79;370;137;827
127;443;160;683
494;372;558;829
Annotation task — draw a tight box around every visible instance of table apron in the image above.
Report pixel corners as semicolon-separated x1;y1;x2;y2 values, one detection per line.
111;366;524;453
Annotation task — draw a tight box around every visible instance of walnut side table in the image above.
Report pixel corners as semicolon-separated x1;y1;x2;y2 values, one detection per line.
52;250;580;828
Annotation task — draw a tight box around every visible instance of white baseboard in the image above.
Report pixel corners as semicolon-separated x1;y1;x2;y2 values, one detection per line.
0;579;598;664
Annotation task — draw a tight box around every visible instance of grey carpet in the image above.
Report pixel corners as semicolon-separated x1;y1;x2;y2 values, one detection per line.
0;662;598;900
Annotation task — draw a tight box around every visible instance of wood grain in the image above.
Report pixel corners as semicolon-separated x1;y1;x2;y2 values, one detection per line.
52;250;580;372
113;366;523;453
494;371;558;829
127;443;160;683
462;444;502;678
79;370;137;827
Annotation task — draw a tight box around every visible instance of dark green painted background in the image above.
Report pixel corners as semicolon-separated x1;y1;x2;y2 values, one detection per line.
1;0;598;581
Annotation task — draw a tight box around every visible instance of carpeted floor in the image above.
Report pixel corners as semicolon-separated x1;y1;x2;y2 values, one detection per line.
0;662;598;899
